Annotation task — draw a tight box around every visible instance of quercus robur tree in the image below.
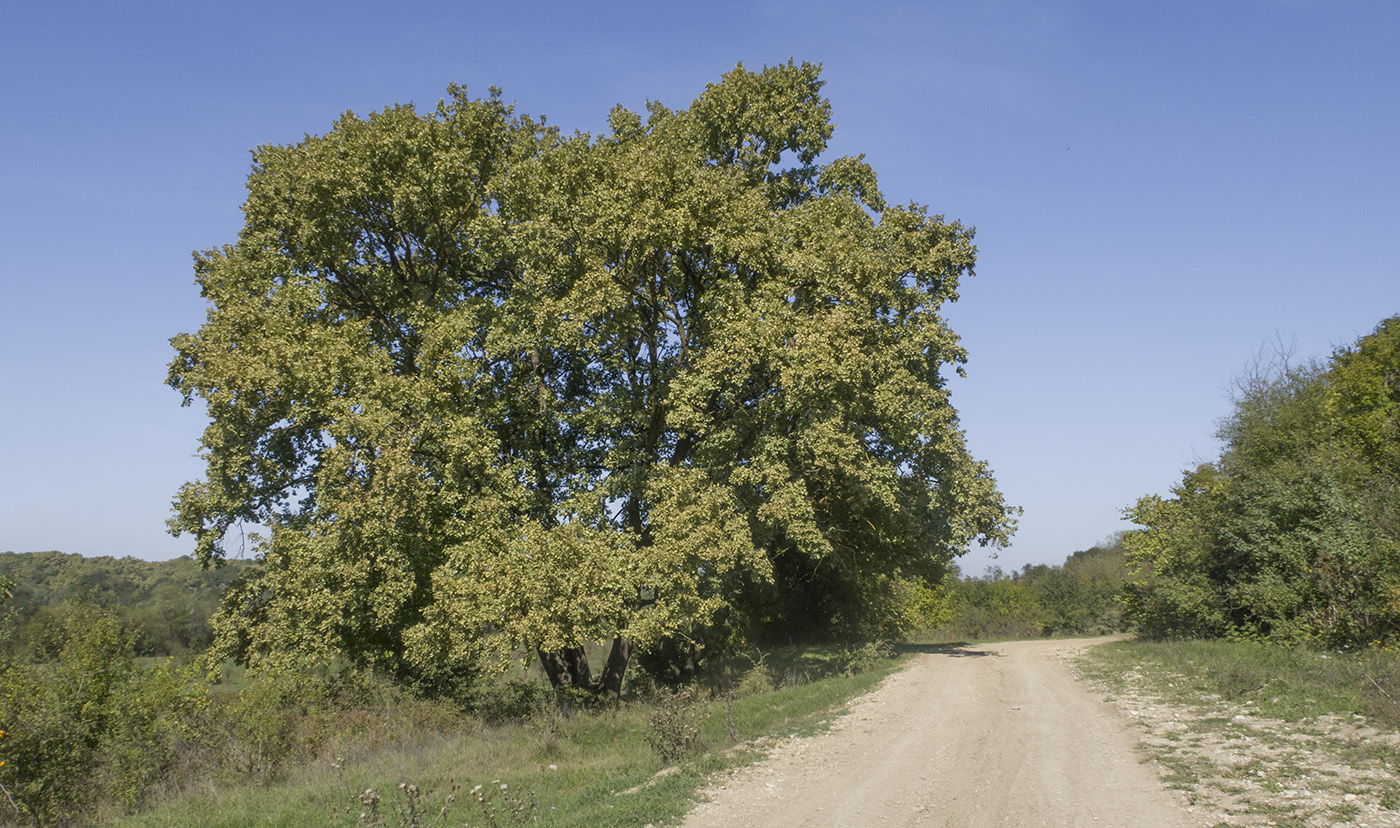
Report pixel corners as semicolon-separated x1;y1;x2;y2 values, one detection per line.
169;62;1015;695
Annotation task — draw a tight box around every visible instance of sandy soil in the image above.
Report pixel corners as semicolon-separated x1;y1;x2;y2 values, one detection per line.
681;637;1201;828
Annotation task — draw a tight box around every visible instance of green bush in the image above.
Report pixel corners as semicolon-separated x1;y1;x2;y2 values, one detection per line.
842;640;894;676
0;604;137;824
212;666;332;782
921;541;1130;642
1123;319;1400;646
734;659;776;698
0;604;214;826
95;659;213;814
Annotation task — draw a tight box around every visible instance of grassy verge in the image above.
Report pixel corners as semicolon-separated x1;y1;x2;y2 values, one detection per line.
1078;638;1400;827
1080;638;1400;727
110;645;904;828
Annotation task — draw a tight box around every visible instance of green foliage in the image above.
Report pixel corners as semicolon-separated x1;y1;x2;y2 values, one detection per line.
841;640;896;676
1123;318;1400;645
1330;316;1400;479
169;62;1015;690
0;604;212;826
0;552;251;660
899;576;956;632
940;573;1045;640
216;667;334;782
0;612;493;827
1121;469;1234;640
106;641;899;828
732;658;776;698
0;593;487;825
96;659;213;814
920;540;1130;640
0;604;133;824
1030;544;1129;634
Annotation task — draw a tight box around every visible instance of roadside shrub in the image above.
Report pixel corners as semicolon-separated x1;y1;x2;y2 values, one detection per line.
95;659;213;813
734;659;775;698
842;640;894;676
212;666;333;782
0;604;136;824
1123;323;1400;647
644;688;702;764
466;679;555;721
0;604;213;826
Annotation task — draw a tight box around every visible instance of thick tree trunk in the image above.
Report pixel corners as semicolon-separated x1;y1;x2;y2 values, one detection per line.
598;636;632;698
537;646;593;690
634;627;706;685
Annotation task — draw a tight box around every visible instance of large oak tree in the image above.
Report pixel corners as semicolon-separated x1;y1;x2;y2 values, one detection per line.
169;62;1015;694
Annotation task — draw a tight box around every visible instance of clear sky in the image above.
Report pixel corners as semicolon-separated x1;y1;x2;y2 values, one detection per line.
2;1;1397;574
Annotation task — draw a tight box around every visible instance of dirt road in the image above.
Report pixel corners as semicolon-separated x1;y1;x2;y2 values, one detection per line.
682;637;1201;828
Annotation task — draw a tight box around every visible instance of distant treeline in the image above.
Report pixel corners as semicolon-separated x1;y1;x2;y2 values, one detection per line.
926;539;1131;640
0;551;251;658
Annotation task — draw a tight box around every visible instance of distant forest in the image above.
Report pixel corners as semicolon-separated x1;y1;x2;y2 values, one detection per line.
931;539;1130;641
0;552;252;658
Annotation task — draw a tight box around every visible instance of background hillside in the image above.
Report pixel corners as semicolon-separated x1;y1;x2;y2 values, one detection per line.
0;552;251;658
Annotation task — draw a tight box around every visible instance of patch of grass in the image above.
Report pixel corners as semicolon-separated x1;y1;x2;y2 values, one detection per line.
1328;801;1360;822
111;645;905;828
1379;782;1400;810
1239;794;1312;823
1196;716;1233;731
1334;733;1400;769
1083;636;1400;827
1158;756;1201;789
1083;638;1400;725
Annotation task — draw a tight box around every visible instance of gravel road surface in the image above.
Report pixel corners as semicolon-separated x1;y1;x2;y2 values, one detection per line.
681;637;1199;828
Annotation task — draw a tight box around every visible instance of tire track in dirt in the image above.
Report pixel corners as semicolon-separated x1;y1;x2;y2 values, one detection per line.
681;637;1202;828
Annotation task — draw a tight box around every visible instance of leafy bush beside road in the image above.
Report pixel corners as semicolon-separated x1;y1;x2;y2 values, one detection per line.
1122;318;1400;647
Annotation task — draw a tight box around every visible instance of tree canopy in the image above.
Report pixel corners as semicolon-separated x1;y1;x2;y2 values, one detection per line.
1122;317;1400;645
169;61;1015;693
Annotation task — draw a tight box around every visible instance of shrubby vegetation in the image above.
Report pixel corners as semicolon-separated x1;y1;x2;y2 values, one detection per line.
0;540;1123;825
0;552;250;659
0;573;904;827
1123;317;1400;646
0;593;452;824
925;539;1131;640
0;555;466;825
0;604;211;825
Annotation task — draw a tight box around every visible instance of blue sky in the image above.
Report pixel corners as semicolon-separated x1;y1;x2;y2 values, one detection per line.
2;1;1396;574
